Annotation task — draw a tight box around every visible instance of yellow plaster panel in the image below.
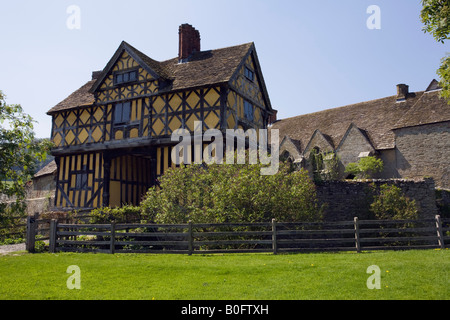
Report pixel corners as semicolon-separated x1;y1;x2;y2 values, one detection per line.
115;130;123;140
66;112;77;126
110;181;121;208
55;114;64;128
157;147;161;175
130;128;139;139
53;132;62;147
186;112;200;132
65;130;75;145
204;88;220;107
169;93;183;112
168;116;182;133
186;90;200;109
153;96;165;114
204;112;219;129
93;108;103;122
91;126;103;142
152;118;165;136
78;128;89;144
227;113;236;130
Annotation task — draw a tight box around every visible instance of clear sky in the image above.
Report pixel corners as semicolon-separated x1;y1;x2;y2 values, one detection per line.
0;0;447;138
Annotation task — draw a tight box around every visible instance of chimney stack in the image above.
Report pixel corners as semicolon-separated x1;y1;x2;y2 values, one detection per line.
178;24;200;62
268;110;278;125
396;84;409;101
92;70;102;80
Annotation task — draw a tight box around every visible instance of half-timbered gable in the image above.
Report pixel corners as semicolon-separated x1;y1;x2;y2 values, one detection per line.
48;24;274;210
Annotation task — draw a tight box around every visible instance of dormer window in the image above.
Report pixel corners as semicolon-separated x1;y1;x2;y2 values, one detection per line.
244;66;254;82
114;70;138;85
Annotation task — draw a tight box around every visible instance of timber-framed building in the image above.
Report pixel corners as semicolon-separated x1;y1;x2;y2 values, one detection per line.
47;24;274;210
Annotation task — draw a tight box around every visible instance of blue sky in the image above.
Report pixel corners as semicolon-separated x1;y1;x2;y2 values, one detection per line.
0;0;447;138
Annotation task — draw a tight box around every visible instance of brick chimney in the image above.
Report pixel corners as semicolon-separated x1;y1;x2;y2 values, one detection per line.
268;110;278;125
396;84;409;101
178;24;200;62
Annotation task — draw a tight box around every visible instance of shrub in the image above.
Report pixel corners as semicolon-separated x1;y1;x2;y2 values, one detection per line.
89;205;142;223
370;184;418;220
141;160;323;224
345;156;383;179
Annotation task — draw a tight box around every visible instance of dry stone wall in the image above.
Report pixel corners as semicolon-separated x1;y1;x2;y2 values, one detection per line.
315;178;438;221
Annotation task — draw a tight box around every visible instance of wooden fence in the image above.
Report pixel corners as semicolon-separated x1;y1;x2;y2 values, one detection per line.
25;215;449;254
0;215;29;242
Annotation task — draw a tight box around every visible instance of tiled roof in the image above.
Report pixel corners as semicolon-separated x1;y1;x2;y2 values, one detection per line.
393;90;450;129
33;160;57;178
159;43;253;92
271;90;425;152
272;80;450;153
47;42;253;114
47;80;96;114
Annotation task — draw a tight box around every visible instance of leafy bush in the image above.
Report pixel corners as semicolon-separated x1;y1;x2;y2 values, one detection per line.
89;205;142;223
345;156;383;179
370;184;418;220
141;160;323;224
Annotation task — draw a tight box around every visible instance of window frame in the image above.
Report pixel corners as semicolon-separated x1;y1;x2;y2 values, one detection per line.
75;165;89;191
244;100;254;122
244;66;255;82
113;69;139;86
113;102;131;125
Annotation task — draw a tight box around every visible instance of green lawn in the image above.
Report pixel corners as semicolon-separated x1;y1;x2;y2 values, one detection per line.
0;249;448;300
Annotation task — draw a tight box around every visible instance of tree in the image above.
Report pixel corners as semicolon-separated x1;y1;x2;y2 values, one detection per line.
421;0;450;102
0;91;52;219
345;156;383;179
141;157;323;224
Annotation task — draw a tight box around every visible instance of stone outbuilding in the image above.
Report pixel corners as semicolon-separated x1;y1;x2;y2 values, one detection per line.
271;80;450;189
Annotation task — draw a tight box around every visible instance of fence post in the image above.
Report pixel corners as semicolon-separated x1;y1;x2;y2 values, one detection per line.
26;214;38;253
354;217;361;253
435;215;445;249
49;219;58;253
110;222;116;254
188;221;193;255
272;219;278;255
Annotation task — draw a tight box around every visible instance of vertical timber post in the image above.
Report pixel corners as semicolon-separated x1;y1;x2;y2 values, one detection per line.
272;219;277;255
435;215;445;249
354;217;361;253
26;213;38;253
49;219;58;253
110;222;116;254
188;220;193;255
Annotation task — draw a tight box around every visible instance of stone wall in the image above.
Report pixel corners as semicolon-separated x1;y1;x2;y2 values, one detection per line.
316;178;438;221
394;121;450;189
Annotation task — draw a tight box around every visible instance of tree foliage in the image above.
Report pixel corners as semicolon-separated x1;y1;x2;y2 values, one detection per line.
0;91;52;218
141;159;322;224
421;0;450;102
344;156;383;179
421;0;450;43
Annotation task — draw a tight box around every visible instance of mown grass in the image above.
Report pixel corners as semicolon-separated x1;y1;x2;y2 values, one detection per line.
0;249;448;300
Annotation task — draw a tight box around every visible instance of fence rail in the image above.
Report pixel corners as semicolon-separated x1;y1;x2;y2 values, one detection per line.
22;215;450;254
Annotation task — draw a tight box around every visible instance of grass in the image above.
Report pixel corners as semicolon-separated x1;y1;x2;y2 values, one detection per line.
0;249;448;300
